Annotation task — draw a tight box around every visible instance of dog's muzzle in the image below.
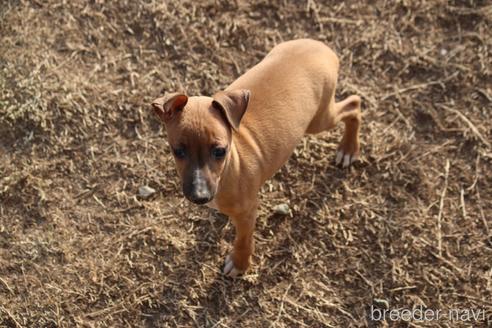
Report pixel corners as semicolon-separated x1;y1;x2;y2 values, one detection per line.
184;169;213;205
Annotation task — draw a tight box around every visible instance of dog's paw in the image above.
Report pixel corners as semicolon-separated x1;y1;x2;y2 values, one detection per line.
223;254;245;278
336;149;359;168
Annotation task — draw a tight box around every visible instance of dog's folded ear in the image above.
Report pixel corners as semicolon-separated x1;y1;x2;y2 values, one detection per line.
212;89;250;131
151;93;188;123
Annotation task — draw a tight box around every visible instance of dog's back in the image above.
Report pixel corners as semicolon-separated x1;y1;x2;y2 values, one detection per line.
226;39;340;181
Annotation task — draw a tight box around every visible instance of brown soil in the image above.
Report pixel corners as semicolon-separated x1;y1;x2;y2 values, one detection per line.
1;1;491;327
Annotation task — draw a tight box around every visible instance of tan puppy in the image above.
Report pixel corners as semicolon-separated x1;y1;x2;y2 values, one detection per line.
152;39;361;277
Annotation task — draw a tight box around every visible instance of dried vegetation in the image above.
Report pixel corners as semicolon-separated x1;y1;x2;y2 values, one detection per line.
0;0;491;327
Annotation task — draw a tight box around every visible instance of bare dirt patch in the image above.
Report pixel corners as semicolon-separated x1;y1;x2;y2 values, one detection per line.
1;1;491;327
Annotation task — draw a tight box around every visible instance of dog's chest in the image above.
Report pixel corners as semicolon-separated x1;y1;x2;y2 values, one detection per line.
206;199;219;210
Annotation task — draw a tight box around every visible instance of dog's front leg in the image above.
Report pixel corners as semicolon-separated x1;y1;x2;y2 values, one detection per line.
223;206;257;277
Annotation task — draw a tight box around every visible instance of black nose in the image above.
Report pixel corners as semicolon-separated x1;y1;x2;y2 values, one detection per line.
184;170;213;205
189;181;212;204
190;194;212;205
188;186;212;204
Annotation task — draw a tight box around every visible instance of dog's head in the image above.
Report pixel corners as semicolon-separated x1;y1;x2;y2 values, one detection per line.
151;89;250;205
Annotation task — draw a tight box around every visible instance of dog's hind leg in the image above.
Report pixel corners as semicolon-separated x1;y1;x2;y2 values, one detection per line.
307;94;362;167
333;95;361;167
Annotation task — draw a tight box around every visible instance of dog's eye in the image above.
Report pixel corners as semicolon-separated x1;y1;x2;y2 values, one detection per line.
173;147;186;159
212;146;227;159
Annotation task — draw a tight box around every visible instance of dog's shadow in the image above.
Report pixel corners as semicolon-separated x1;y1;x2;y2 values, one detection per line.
181;209;258;326
194;165;361;326
144;160;368;327
143;206;247;327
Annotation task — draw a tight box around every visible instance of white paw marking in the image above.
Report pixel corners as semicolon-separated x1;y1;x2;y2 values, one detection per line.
336;149;359;168
343;154;351;168
223;255;242;278
336;150;344;165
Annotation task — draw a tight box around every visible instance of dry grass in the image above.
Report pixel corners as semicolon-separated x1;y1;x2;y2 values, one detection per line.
1;0;491;327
